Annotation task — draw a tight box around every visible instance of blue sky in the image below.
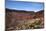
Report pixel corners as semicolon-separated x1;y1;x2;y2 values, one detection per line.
5;0;44;12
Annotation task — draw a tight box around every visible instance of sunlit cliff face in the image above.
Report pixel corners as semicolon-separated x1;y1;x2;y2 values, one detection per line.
6;8;35;20
6;8;44;30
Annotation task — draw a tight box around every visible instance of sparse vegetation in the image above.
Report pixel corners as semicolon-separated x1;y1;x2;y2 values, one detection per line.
6;8;44;31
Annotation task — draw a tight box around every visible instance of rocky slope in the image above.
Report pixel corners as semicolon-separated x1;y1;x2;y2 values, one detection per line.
5;8;44;31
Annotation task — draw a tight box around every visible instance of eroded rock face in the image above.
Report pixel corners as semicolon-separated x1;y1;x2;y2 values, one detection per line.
5;8;44;30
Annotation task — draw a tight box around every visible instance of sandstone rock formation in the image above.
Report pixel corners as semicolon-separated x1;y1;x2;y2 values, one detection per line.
5;8;44;31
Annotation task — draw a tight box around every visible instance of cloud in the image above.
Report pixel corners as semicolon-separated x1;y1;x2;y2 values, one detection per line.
7;8;42;12
10;0;44;2
6;7;17;9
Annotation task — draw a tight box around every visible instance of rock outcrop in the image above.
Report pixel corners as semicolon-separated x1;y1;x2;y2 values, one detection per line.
5;8;44;30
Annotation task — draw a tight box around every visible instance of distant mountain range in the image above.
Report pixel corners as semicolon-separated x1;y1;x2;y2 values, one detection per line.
6;8;44;30
6;8;44;12
6;8;44;18
5;8;35;13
